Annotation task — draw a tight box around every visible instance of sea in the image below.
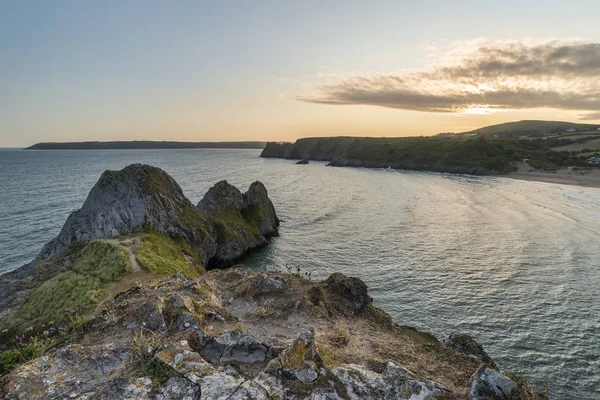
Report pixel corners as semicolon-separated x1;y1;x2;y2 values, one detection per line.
0;148;598;399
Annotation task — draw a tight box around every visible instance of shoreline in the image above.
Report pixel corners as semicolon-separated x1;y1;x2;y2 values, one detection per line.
506;162;600;188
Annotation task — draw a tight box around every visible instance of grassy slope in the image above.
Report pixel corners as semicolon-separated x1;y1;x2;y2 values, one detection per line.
460;120;598;135
1;233;206;336
135;232;205;277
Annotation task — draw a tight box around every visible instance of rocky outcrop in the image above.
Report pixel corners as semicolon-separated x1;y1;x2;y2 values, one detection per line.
446;333;498;370
36;163;218;265
0;165;279;328
1;268;547;399
198;180;279;266
468;365;517;400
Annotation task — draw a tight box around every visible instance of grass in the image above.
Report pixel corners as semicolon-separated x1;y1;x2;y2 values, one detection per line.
143;357;177;386
71;240;130;283
135;232;205;277
3;240;130;334
0;337;55;376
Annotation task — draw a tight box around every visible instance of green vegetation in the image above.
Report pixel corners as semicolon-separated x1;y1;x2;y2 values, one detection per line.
0;337;55;376
459;120;598;136
4;241;129;333
143;358;177;386
71;240;130;283
265;135;594;173
135;232;205;277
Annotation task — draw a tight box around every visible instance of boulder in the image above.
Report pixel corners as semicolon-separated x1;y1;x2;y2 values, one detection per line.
322;273;372;315
131;299;167;333
445;333;498;370
468;364;517;400
296;159;310;165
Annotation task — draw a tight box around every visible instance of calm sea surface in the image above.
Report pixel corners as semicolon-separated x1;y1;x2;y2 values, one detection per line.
0;148;598;399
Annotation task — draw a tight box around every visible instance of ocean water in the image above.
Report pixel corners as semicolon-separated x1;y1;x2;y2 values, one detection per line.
0;148;599;399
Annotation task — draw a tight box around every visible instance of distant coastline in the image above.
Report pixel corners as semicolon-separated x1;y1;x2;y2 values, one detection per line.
25;140;267;150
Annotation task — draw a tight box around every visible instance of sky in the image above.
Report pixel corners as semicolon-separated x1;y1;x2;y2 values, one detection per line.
1;0;600;147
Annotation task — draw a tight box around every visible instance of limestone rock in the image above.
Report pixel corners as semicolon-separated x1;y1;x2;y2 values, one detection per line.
91;377;152;399
201;330;269;364
197;180;246;214
36;164;217;265
268;328;320;383
244;181;279;238
197;180;279;265
177;311;200;332
156;377;201;400
445;332;498;370
5;343;130;399
332;361;449;400
468;364;517;400
131;299;167;332
322;272;372;315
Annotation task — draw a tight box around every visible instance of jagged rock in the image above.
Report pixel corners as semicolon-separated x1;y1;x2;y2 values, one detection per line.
36;164;218;264
131;299;167;332
468;364;517;400
171;292;195;312
322;273;372;315
92;377;152;399
267;328;320;383
244;181;279;238
242;273;288;298
446;333;498;370
201;330;269;364
155;344;213;383
197;180;279;265
177;311;200;331
4;343;129;399
156;377;201;400
197;180;246;214
332;362;450;400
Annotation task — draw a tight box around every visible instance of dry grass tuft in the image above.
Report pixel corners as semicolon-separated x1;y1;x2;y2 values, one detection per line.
324;321;351;348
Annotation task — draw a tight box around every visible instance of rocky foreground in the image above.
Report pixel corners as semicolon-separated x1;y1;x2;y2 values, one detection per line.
0;164;546;399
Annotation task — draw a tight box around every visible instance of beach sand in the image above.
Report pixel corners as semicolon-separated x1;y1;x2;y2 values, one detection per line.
508;162;600;188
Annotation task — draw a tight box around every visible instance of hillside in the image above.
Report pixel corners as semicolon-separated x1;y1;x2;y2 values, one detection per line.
25;141;267;150
459;120;599;136
261;136;586;174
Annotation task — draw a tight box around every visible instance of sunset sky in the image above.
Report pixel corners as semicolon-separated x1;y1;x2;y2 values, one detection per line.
2;1;600;147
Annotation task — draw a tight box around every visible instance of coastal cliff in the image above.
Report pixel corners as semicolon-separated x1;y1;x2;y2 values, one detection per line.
262;137;524;175
0;165;546;399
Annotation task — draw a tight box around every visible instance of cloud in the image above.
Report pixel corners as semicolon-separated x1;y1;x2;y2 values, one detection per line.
295;40;600;119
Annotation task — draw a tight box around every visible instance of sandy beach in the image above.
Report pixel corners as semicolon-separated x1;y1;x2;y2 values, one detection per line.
508;162;600;188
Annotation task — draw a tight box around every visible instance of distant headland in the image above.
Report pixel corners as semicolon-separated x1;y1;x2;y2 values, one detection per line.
25;141;267;150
